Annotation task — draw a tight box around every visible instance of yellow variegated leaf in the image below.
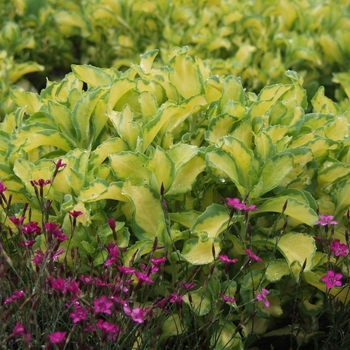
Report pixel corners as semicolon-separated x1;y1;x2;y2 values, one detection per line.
312;86;339;114
250;152;293;199
8;62;44;84
142;102;182;152
139;49;159;74
191;204;229;238
169;53;202;99
116;104;142;151
166;155;205;197
180;237;220;265
146;146;174;192
108;78;136;110
21;130;73;153
11;90;42;114
109;152;151;185
90;137;127;167
256;196;318;226
72;64;114;87
72;87;108;146
121;181;164;240
206;150;247;197
78;179;109;202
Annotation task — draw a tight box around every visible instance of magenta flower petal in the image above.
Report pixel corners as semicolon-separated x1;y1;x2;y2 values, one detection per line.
321;270;343;289
49;331;66;344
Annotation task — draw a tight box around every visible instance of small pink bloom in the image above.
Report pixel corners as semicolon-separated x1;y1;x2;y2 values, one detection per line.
96;320;119;341
246;249;262;262
321;270;343;289
107;219;116;231
316;215;338;226
244;204;258;212
53;159;67;170
50;276;67;294
256;288;270;308
218;292;235;304
12;290;25;300
79;276;93;284
84;324;96;332
0;181;8;193
123;305;148;324
218;255;238;264
32;179;51;188
94;295;113;315
19;240;36;248
13;322;25;336
22;222;41;235
169;293;184;304
118;266;136;274
70;305;88;323
180;281;195;290
52;248;65;261
135;271;153;284
9;216;25;226
151;257;167;267
68;210;83;218
65;278;81;297
49;331;66;344
330;239;348;257
31;250;45;266
227;198;246;210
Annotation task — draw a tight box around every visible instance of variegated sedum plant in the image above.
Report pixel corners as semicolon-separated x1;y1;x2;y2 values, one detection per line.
0;48;349;348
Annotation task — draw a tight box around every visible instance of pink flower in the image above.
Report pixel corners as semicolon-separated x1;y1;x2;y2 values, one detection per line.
123;305;148;324
135;271;153;284
244;204;258;212
84;324;96;332
316;215;338;226
245;249;262;262
180;281;195;290
96;320;119;341
227;198;258;212
227;198;246;210
9;216;25;226
52;248;65;261
13;322;25;336
118;266;136;274
256;288;270;308
218;255;238;264
12;290;25;300
321;270;343;289
32;179;51;188
45;222;68;242
68;210;83;218
31;249;45;266
0;181;8;193
50;276;67;294
104;242;120;266
49;331;66;344
22;222;41;235
53;159;67;170
169;293;184;304
107;219;116;231
151;257;167;267
65;278;81;296
70;305;88;323
79;276;93;284
218;292;235;304
330;239;348;257
94;295;113;315
19;240;36;248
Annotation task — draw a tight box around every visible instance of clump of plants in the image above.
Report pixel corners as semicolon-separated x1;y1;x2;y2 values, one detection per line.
1;45;350;348
0;161;349;349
